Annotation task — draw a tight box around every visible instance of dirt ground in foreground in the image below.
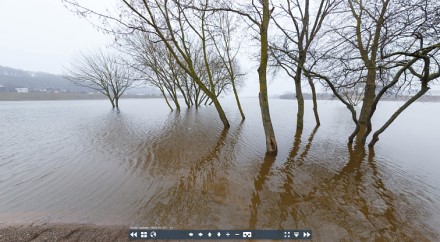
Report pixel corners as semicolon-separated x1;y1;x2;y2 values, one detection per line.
0;223;129;242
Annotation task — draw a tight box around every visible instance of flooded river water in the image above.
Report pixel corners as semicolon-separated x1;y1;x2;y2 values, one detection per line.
1;98;439;240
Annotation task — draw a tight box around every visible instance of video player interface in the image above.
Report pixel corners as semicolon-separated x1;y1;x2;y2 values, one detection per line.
128;229;312;240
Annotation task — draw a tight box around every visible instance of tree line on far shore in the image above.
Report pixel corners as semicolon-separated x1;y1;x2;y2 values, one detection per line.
63;0;440;152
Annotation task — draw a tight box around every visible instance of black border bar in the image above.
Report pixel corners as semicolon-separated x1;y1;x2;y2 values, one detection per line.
128;230;312;240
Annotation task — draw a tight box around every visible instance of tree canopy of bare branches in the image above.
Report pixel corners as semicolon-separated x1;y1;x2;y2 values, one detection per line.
65;50;135;108
62;0;440;150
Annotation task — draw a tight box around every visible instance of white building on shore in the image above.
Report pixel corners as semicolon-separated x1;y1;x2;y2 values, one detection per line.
15;88;29;93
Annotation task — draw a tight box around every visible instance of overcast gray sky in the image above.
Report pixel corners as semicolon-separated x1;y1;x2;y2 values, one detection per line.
0;0;295;97
0;1;111;73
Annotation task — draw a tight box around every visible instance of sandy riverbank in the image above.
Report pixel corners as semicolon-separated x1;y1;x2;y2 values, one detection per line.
0;223;129;242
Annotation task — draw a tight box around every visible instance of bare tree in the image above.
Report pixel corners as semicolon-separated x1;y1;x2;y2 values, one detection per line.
123;32;184;111
368;42;440;146
303;68;361;143
346;0;390;125
178;0;277;152
208;10;246;120
63;0;231;127
360;0;440;144
256;0;278;154
307;0;440;145
66;50;135;108
123;30;236;111
270;0;339;128
197;0;278;153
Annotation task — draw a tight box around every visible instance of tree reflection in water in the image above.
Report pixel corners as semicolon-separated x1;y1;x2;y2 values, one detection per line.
248;129;436;240
118;110;438;240
132;111;245;228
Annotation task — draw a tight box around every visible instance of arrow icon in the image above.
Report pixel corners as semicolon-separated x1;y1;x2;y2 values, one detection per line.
208;232;212;237
303;232;311;238
198;232;203;237
130;232;137;238
293;232;299;237
217;232;221;237
189;233;194;237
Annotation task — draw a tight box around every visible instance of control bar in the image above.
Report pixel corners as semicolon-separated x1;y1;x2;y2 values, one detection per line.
128;230;312;240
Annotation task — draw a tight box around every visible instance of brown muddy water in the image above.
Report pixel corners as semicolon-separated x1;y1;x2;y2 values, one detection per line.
0;98;439;241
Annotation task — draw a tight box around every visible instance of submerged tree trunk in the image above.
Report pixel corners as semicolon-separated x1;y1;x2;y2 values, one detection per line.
115;96;119;108
259;86;277;154
103;89;115;108
347;105;361;143
307;76;320;126
258;0;277;154
107;95;115;108
194;87;200;108
211;96;229;127
173;98;181;111
304;70;359;143
294;57;305;129
369;85;429;146
359;67;377;124
204;96;210;105
182;91;191;108
187;72;229;126
361;58;420;143
176;84;190;108
160;89;174;111
172;90;180;111
232;80;245;120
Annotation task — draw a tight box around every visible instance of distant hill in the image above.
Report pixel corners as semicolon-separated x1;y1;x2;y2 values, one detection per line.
0;65;160;95
0;65;90;92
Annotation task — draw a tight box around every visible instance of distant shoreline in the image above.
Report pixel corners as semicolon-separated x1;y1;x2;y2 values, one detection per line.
2;92;440;102
278;94;440;102
0;93;162;101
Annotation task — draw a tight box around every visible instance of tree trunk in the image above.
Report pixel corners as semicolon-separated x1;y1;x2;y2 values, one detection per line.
347;105;361;143
369;85;429;146
359;69;376;124
259;91;277;154
204;95;210;105
115;96;119;108
360;58;420;144
108;96;115;108
307;76;320;126
232;81;245;120
160;89;174;111
104;91;115;108
173;99;181;111
172;92;180;111
210;96;229;127
191;74;228;127
189;97;194;107
294;62;305;129
258;0;277;154
183;93;191;108
177;85;190;108
194;87;200;107
304;70;359;144
198;92;206;107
